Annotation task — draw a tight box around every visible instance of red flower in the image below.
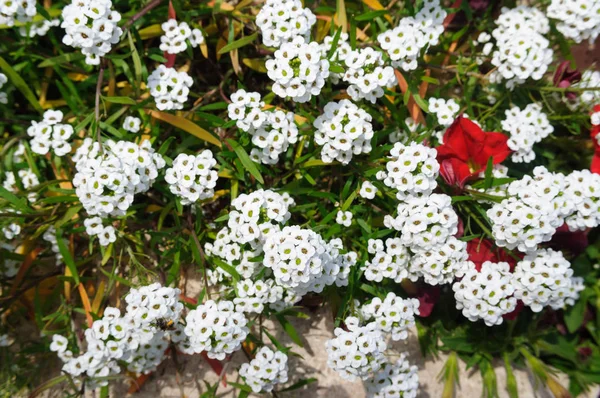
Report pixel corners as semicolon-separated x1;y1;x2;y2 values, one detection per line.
466;238;517;271
591;105;600;174
415;285;441;318
553;61;582;101
436;116;511;187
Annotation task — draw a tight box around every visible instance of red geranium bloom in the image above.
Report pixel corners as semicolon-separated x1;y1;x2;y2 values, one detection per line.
591;104;600;174
553;61;582;101
466;238;517;271
436;116;511;187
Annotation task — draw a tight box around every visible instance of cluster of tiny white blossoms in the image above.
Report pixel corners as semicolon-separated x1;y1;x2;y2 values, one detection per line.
3;169;39;202
84;217;116;247
0;243;19;278
428;97;460;126
467;165;510;202
487;6;553;88
513;249;584;313
409;237;469;286
266;36;330;103
313;100;374;164
364;238;410;283
42;226;63;265
61;0;123;65
336;210;352;227
183;300;249;359
239;346;289;393
501;103;554;163
123;116;142;133
256;0;316;48
147;65;194;111
2;222;20;240
234;279;285;313
365;354;419;398
360;293;420;341
326;317;387;381
564;170;600;231
359;181;378;200
228;89;300;164
378;142;439;200
487;167;572;253
342;48;396;103
27;110;74;157
72;138;165;218
0;0;36;28
572;70;600;108
452;261;517;326
0;73;7;104
384;193;459;251
159;20;204;54
165;151;219;205
263;226;357;295
20;18;60;38
319;33;352;83
377;0;447;72
50;285;186;387
547;0;600;44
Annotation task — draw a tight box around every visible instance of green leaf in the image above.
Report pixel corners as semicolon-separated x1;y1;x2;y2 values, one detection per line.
564;291;588;333
102;96;137;105
327;27;343;59
483;157;494;190
329;62;345;74
354;9;388;21
38;53;85;67
218;33;258;54
279;377;317;392
0;56;43;113
341;189;358;211
148;110;222;147
276;314;303;347
127;32;143;90
228;139;264;184
211;256;241;282
56;228;80;285
0;186;33;213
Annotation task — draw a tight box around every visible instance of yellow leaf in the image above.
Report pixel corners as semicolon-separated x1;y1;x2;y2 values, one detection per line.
92;281;106;315
361;0;393;23
333;0;347;33
216;37;226;61
146;204;163;213
138;24;163;40
147;110;222;147
200;40;208;58
231;49;242;76
234;0;254;10
219;2;235;11
78;283;93;328
66;73;90;81
242;58;267;73
218;169;234;179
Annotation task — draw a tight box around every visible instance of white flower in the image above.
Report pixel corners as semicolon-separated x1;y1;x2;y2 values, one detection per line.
98;225;117;247
336;210;352;227
27;110;73;157
240;347;289;393
501;103;553;163
364;238;411;283
147;65;193;111
0;0;36;28
165;151;219;205
365;355;419;398
547;0;600;44
159;20;193;54
123;116;142;133
360;293;419;340
342;47;396;103
256;0;316;48
428;97;460;126
564;170;600;232
409;237;469;285
359;181;378;200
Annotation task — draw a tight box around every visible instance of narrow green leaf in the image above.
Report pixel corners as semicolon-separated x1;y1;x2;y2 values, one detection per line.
218;33;258;54
127;32;142;90
56;229;80;285
354;9;388;21
483;157;494;190
228;139;264;184
0;56;43;113
38;53;85;67
329;62;345;74
211;256;241;282
0;186;33;213
279;377;317;392
276;314;303;347
327;27;343;59
102;96;137;105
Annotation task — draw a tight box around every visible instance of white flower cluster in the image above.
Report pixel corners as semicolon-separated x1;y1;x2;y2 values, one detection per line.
3;169;39;202
501;103;553;163
20;18;60;38
72;138;165;218
239;346;289;393
313;100;374;164
123;116;141;133
564;170;600;231
488;6;553;88
27;110;74;157
147;65;193;111
165;151;219;205
266;36;330;103
0;73;7;104
0;243;19;278
365;354;419;398
234;279;286;313
42;226;63;265
513;249;584;312
364;238;411;283
384;193;459;251
343;48;396;103
360;293;420;341
263;226;357;295
2;216;20;240
336;210;352;227
572;70;600;110
453;261;517;326
228;89;300;165
377;0;447;72
256;0;316;48
487;167;572;253
183;300;249;359
84;217;116;247
61;0;123;65
466;165;510;202
51;284;186;388
159;20;204;54
378;142;439;199
326;317;387;381
409;237;469;285
0;0;35;27
319;33;352;83
359;181;378;200
428;97;460;126
547;0;600;44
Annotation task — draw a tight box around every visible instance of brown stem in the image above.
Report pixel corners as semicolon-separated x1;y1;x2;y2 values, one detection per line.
122;0;164;34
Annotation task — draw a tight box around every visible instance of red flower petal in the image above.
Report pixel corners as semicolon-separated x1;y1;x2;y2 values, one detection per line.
416;285;441;318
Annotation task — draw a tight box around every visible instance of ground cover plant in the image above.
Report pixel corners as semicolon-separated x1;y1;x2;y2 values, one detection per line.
1;0;600;397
